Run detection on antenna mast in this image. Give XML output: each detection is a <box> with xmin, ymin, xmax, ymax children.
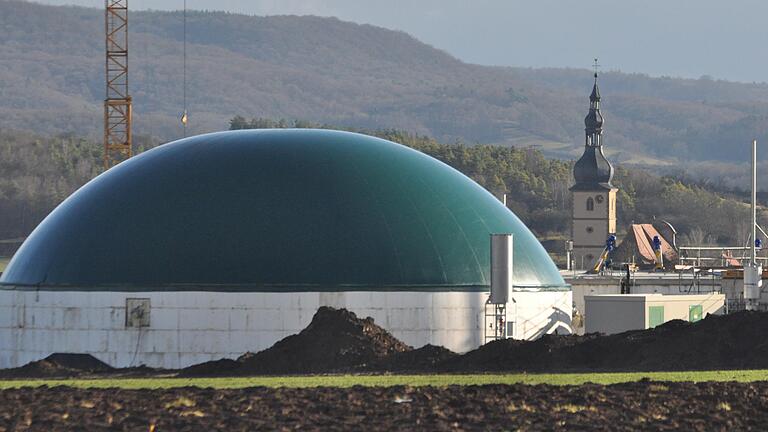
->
<box><xmin>104</xmin><ymin>0</ymin><xmax>132</xmax><ymax>169</ymax></box>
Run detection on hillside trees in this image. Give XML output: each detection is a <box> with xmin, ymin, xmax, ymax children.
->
<box><xmin>0</xmin><ymin>121</ymin><xmax>759</xmax><ymax>258</ymax></box>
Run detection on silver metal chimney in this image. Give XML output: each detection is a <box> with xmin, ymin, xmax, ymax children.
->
<box><xmin>489</xmin><ymin>234</ymin><xmax>513</xmax><ymax>304</ymax></box>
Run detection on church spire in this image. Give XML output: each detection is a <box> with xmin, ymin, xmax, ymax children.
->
<box><xmin>572</xmin><ymin>67</ymin><xmax>614</xmax><ymax>189</ymax></box>
<box><xmin>584</xmin><ymin>72</ymin><xmax>604</xmax><ymax>146</ymax></box>
<box><xmin>569</xmin><ymin>60</ymin><xmax>619</xmax><ymax>271</ymax></box>
<box><xmin>590</xmin><ymin>73</ymin><xmax>601</xmax><ymax>103</ymax></box>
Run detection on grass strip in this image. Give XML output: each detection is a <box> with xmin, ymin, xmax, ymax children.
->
<box><xmin>1</xmin><ymin>370</ymin><xmax>768</xmax><ymax>389</ymax></box>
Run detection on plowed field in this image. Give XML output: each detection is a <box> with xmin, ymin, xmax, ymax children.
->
<box><xmin>0</xmin><ymin>381</ymin><xmax>764</xmax><ymax>431</ymax></box>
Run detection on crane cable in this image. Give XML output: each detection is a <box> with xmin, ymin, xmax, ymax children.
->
<box><xmin>180</xmin><ymin>0</ymin><xmax>188</xmax><ymax>136</ymax></box>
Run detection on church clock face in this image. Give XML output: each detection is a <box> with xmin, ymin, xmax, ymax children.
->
<box><xmin>595</xmin><ymin>195</ymin><xmax>604</xmax><ymax>204</ymax></box>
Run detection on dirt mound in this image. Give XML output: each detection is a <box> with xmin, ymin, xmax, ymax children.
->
<box><xmin>0</xmin><ymin>353</ymin><xmax>114</xmax><ymax>378</ymax></box>
<box><xmin>11</xmin><ymin>309</ymin><xmax>768</xmax><ymax>377</ymax></box>
<box><xmin>365</xmin><ymin>344</ymin><xmax>458</xmax><ymax>372</ymax></box>
<box><xmin>182</xmin><ymin>306</ymin><xmax>413</xmax><ymax>376</ymax></box>
<box><xmin>443</xmin><ymin>311</ymin><xmax>768</xmax><ymax>372</ymax></box>
<box><xmin>178</xmin><ymin>358</ymin><xmax>241</xmax><ymax>377</ymax></box>
<box><xmin>439</xmin><ymin>333</ymin><xmax>593</xmax><ymax>373</ymax></box>
<box><xmin>236</xmin><ymin>306</ymin><xmax>413</xmax><ymax>374</ymax></box>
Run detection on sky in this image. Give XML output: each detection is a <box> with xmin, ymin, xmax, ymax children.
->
<box><xmin>34</xmin><ymin>0</ymin><xmax>768</xmax><ymax>83</ymax></box>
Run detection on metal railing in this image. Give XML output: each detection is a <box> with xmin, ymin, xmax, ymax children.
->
<box><xmin>678</xmin><ymin>246</ymin><xmax>768</xmax><ymax>267</ymax></box>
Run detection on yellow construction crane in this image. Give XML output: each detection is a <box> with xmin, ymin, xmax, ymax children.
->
<box><xmin>104</xmin><ymin>0</ymin><xmax>132</xmax><ymax>169</ymax></box>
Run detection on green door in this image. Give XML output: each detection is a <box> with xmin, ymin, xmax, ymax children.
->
<box><xmin>648</xmin><ymin>306</ymin><xmax>665</xmax><ymax>328</ymax></box>
<box><xmin>689</xmin><ymin>305</ymin><xmax>703</xmax><ymax>322</ymax></box>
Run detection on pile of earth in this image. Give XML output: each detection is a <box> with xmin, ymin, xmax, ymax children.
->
<box><xmin>184</xmin><ymin>309</ymin><xmax>768</xmax><ymax>375</ymax></box>
<box><xmin>182</xmin><ymin>306</ymin><xmax>449</xmax><ymax>376</ymax></box>
<box><xmin>7</xmin><ymin>308</ymin><xmax>768</xmax><ymax>377</ymax></box>
<box><xmin>366</xmin><ymin>344</ymin><xmax>458</xmax><ymax>372</ymax></box>
<box><xmin>2</xmin><ymin>381</ymin><xmax>768</xmax><ymax>430</ymax></box>
<box><xmin>443</xmin><ymin>311</ymin><xmax>768</xmax><ymax>372</ymax></box>
<box><xmin>0</xmin><ymin>354</ymin><xmax>114</xmax><ymax>379</ymax></box>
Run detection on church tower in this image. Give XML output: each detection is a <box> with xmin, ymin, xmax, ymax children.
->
<box><xmin>570</xmin><ymin>73</ymin><xmax>617</xmax><ymax>270</ymax></box>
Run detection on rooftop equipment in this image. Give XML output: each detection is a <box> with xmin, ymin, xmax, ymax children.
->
<box><xmin>653</xmin><ymin>235</ymin><xmax>663</xmax><ymax>270</ymax></box>
<box><xmin>591</xmin><ymin>234</ymin><xmax>616</xmax><ymax>273</ymax></box>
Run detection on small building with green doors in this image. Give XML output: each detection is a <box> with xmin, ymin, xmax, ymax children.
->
<box><xmin>584</xmin><ymin>293</ymin><xmax>725</xmax><ymax>334</ymax></box>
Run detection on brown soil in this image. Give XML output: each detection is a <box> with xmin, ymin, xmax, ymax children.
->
<box><xmin>183</xmin><ymin>309</ymin><xmax>768</xmax><ymax>376</ymax></box>
<box><xmin>367</xmin><ymin>344</ymin><xmax>458</xmax><ymax>372</ymax></box>
<box><xmin>181</xmin><ymin>306</ymin><xmax>411</xmax><ymax>376</ymax></box>
<box><xmin>444</xmin><ymin>311</ymin><xmax>768</xmax><ymax>373</ymax></box>
<box><xmin>7</xmin><ymin>309</ymin><xmax>768</xmax><ymax>378</ymax></box>
<box><xmin>0</xmin><ymin>381</ymin><xmax>766</xmax><ymax>431</ymax></box>
<box><xmin>0</xmin><ymin>354</ymin><xmax>113</xmax><ymax>379</ymax></box>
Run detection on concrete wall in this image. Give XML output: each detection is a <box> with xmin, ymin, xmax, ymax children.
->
<box><xmin>584</xmin><ymin>295</ymin><xmax>645</xmax><ymax>334</ymax></box>
<box><xmin>584</xmin><ymin>293</ymin><xmax>725</xmax><ymax>334</ymax></box>
<box><xmin>0</xmin><ymin>289</ymin><xmax>572</xmax><ymax>369</ymax></box>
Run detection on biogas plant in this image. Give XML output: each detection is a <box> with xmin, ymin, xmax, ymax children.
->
<box><xmin>1</xmin><ymin>67</ymin><xmax>759</xmax><ymax>371</ymax></box>
<box><xmin>0</xmin><ymin>2</ymin><xmax>758</xmax><ymax>373</ymax></box>
<box><xmin>0</xmin><ymin>129</ymin><xmax>571</xmax><ymax>369</ymax></box>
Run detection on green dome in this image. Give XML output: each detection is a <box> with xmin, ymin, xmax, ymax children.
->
<box><xmin>1</xmin><ymin>129</ymin><xmax>566</xmax><ymax>291</ymax></box>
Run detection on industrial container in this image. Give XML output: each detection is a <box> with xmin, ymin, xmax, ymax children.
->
<box><xmin>585</xmin><ymin>293</ymin><xmax>725</xmax><ymax>334</ymax></box>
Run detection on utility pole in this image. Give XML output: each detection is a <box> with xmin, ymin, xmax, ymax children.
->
<box><xmin>744</xmin><ymin>139</ymin><xmax>762</xmax><ymax>311</ymax></box>
<box><xmin>752</xmin><ymin>139</ymin><xmax>757</xmax><ymax>267</ymax></box>
<box><xmin>104</xmin><ymin>0</ymin><xmax>132</xmax><ymax>169</ymax></box>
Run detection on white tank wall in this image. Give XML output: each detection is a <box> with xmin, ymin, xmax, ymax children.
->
<box><xmin>0</xmin><ymin>289</ymin><xmax>571</xmax><ymax>369</ymax></box>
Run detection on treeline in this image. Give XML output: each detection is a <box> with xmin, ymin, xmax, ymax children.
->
<box><xmin>0</xmin><ymin>130</ymin><xmax>159</xmax><ymax>254</ymax></box>
<box><xmin>0</xmin><ymin>131</ymin><xmax>98</xmax><ymax>253</ymax></box>
<box><xmin>0</xmin><ymin>121</ymin><xmax>759</xmax><ymax>257</ymax></box>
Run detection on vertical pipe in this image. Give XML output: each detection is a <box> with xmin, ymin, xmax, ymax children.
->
<box><xmin>753</xmin><ymin>139</ymin><xmax>757</xmax><ymax>266</ymax></box>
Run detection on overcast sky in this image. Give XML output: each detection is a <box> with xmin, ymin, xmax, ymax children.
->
<box><xmin>34</xmin><ymin>0</ymin><xmax>768</xmax><ymax>83</ymax></box>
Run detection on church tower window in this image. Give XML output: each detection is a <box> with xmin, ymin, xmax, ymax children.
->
<box><xmin>586</xmin><ymin>197</ymin><xmax>594</xmax><ymax>211</ymax></box>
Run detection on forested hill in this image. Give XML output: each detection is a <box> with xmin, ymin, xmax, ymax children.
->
<box><xmin>4</xmin><ymin>1</ymin><xmax>768</xmax><ymax>166</ymax></box>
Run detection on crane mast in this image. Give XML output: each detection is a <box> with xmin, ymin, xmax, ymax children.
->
<box><xmin>104</xmin><ymin>0</ymin><xmax>132</xmax><ymax>169</ymax></box>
